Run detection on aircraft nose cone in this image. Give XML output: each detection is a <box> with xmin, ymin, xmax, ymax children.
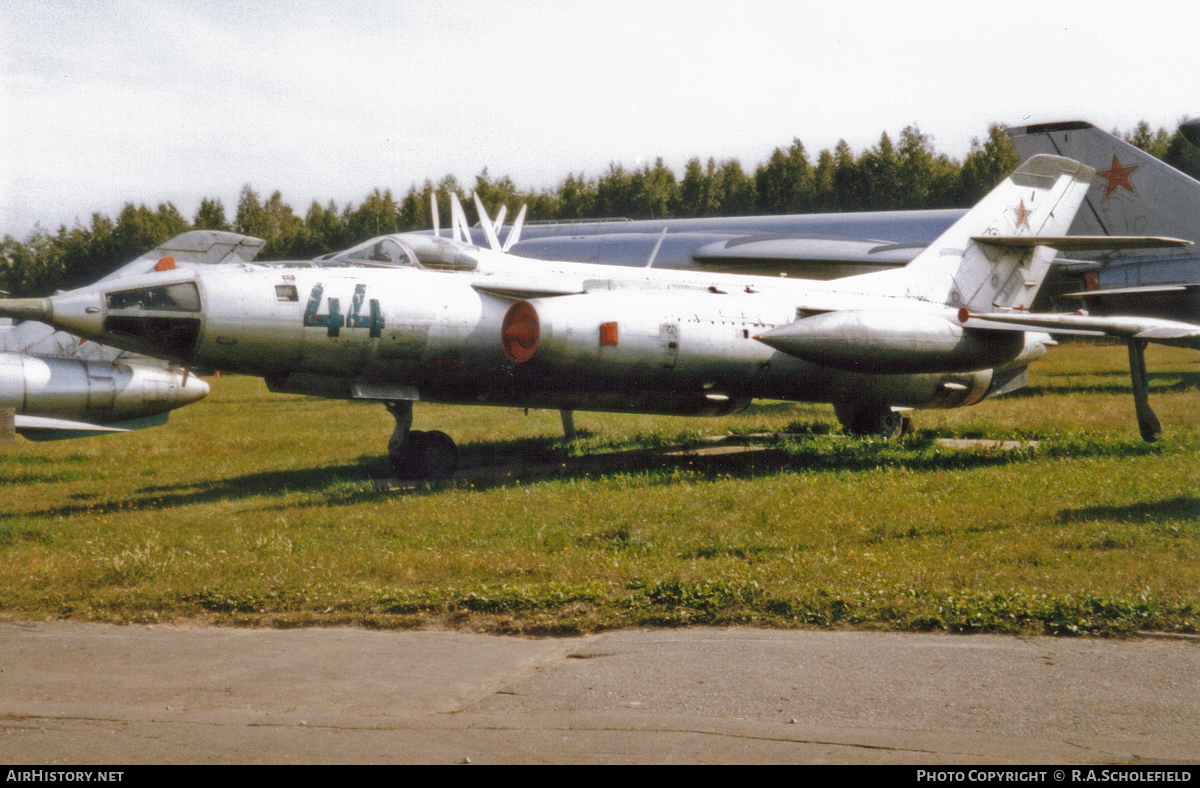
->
<box><xmin>177</xmin><ymin>373</ymin><xmax>210</xmax><ymax>405</ymax></box>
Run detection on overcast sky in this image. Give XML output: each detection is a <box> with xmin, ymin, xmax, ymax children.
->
<box><xmin>2</xmin><ymin>0</ymin><xmax>1196</xmax><ymax>238</ymax></box>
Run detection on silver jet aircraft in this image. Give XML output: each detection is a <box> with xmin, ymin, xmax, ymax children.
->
<box><xmin>1</xmin><ymin>156</ymin><xmax>1194</xmax><ymax>473</ymax></box>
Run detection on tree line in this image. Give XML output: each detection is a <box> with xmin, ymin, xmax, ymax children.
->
<box><xmin>3</xmin><ymin>121</ymin><xmax>1197</xmax><ymax>298</ymax></box>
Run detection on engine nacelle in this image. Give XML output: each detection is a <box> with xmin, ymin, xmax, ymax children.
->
<box><xmin>501</xmin><ymin>293</ymin><xmax>709</xmax><ymax>372</ymax></box>
<box><xmin>497</xmin><ymin>291</ymin><xmax>783</xmax><ymax>415</ymax></box>
<box><xmin>756</xmin><ymin>309</ymin><xmax>1025</xmax><ymax>374</ymax></box>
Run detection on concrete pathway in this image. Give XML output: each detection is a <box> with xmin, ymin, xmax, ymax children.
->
<box><xmin>0</xmin><ymin>623</ymin><xmax>1196</xmax><ymax>764</ymax></box>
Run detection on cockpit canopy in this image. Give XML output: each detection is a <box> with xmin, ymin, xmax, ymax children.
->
<box><xmin>106</xmin><ymin>282</ymin><xmax>201</xmax><ymax>312</ymax></box>
<box><xmin>316</xmin><ymin>234</ymin><xmax>479</xmax><ymax>272</ymax></box>
<box><xmin>328</xmin><ymin>237</ymin><xmax>423</xmax><ymax>268</ymax></box>
<box><xmin>278</xmin><ymin>234</ymin><xmax>480</xmax><ymax>272</ymax></box>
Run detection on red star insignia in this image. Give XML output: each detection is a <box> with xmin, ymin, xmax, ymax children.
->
<box><xmin>1095</xmin><ymin>154</ymin><xmax>1139</xmax><ymax>200</ymax></box>
<box><xmin>1012</xmin><ymin>199</ymin><xmax>1033</xmax><ymax>231</ymax></box>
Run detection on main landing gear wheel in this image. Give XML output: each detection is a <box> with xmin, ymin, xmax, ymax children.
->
<box><xmin>388</xmin><ymin>429</ymin><xmax>460</xmax><ymax>480</ymax></box>
<box><xmin>834</xmin><ymin>402</ymin><xmax>905</xmax><ymax>439</ymax></box>
<box><xmin>415</xmin><ymin>430</ymin><xmax>458</xmax><ymax>479</ymax></box>
<box><xmin>385</xmin><ymin>401</ymin><xmax>459</xmax><ymax>480</ymax></box>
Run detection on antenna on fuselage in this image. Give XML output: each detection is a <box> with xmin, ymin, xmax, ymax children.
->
<box><xmin>502</xmin><ymin>205</ymin><xmax>528</xmax><ymax>252</ymax></box>
<box><xmin>449</xmin><ymin>193</ymin><xmax>472</xmax><ymax>244</ymax></box>
<box><xmin>472</xmin><ymin>192</ymin><xmax>502</xmax><ymax>251</ymax></box>
<box><xmin>646</xmin><ymin>227</ymin><xmax>668</xmax><ymax>268</ymax></box>
<box><xmin>493</xmin><ymin>205</ymin><xmax>508</xmax><ymax>238</ymax></box>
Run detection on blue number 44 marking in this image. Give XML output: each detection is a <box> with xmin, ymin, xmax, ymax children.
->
<box><xmin>303</xmin><ymin>284</ymin><xmax>384</xmax><ymax>338</ymax></box>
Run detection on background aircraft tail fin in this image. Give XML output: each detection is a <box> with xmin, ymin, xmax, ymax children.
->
<box><xmin>1007</xmin><ymin>121</ymin><xmax>1200</xmax><ymax>245</ymax></box>
<box><xmin>846</xmin><ymin>155</ymin><xmax>1094</xmax><ymax>312</ymax></box>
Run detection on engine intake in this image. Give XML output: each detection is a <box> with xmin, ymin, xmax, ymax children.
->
<box><xmin>501</xmin><ymin>300</ymin><xmax>540</xmax><ymax>362</ymax></box>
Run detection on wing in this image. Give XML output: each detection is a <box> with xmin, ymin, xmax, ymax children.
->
<box><xmin>508</xmin><ymin>232</ymin><xmax>923</xmax><ymax>276</ymax></box>
<box><xmin>1063</xmin><ymin>282</ymin><xmax>1200</xmax><ymax>323</ymax></box>
<box><xmin>960</xmin><ymin>310</ymin><xmax>1200</xmax><ymax>350</ymax></box>
<box><xmin>13</xmin><ymin>413</ymin><xmax>171</xmax><ymax>442</ymax></box>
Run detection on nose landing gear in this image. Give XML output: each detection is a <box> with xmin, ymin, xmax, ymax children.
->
<box><xmin>385</xmin><ymin>400</ymin><xmax>459</xmax><ymax>479</ymax></box>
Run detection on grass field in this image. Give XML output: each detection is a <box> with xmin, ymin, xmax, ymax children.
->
<box><xmin>1</xmin><ymin>340</ymin><xmax>1197</xmax><ymax>635</ymax></box>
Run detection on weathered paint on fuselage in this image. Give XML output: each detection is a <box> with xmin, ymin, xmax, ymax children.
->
<box><xmin>160</xmin><ymin>263</ymin><xmax>993</xmax><ymax>417</ymax></box>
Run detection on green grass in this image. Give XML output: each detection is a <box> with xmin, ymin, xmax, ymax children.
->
<box><xmin>1</xmin><ymin>340</ymin><xmax>1197</xmax><ymax>635</ymax></box>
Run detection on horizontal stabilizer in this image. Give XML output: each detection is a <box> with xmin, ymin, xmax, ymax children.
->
<box><xmin>960</xmin><ymin>310</ymin><xmax>1200</xmax><ymax>349</ymax></box>
<box><xmin>1064</xmin><ymin>283</ymin><xmax>1197</xmax><ymax>298</ymax></box>
<box><xmin>971</xmin><ymin>236</ymin><xmax>1192</xmax><ymax>251</ymax></box>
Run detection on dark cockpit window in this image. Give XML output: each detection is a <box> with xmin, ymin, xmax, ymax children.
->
<box><xmin>106</xmin><ymin>282</ymin><xmax>201</xmax><ymax>312</ymax></box>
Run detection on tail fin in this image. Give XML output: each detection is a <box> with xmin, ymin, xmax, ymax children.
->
<box><xmin>845</xmin><ymin>155</ymin><xmax>1094</xmax><ymax>312</ymax></box>
<box><xmin>1007</xmin><ymin>121</ymin><xmax>1200</xmax><ymax>245</ymax></box>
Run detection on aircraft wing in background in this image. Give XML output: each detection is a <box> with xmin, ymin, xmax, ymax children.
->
<box><xmin>1007</xmin><ymin>120</ymin><xmax>1200</xmax><ymax>321</ymax></box>
<box><xmin>480</xmin><ymin>210</ymin><xmax>966</xmax><ymax>278</ymax></box>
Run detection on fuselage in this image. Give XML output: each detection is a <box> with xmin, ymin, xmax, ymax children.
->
<box><xmin>35</xmin><ymin>247</ymin><xmax>1043</xmax><ymax>418</ymax></box>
